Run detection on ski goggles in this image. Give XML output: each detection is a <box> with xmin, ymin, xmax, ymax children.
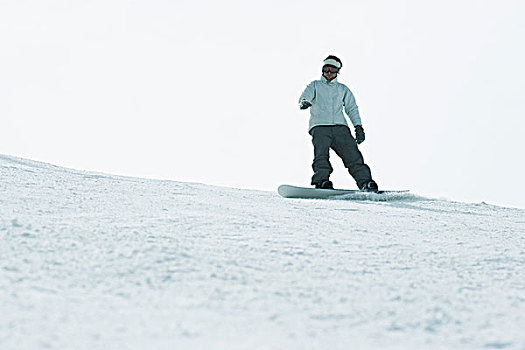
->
<box><xmin>322</xmin><ymin>67</ymin><xmax>339</xmax><ymax>74</ymax></box>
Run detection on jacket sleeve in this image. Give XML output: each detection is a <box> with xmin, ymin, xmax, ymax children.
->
<box><xmin>298</xmin><ymin>81</ymin><xmax>316</xmax><ymax>105</ymax></box>
<box><xmin>343</xmin><ymin>86</ymin><xmax>362</xmax><ymax>127</ymax></box>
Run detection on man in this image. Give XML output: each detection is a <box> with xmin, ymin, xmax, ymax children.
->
<box><xmin>298</xmin><ymin>55</ymin><xmax>378</xmax><ymax>192</ymax></box>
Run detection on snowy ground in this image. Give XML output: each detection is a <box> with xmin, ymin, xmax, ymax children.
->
<box><xmin>1</xmin><ymin>154</ymin><xmax>524</xmax><ymax>350</ymax></box>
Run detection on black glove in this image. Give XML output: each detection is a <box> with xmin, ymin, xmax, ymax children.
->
<box><xmin>299</xmin><ymin>100</ymin><xmax>312</xmax><ymax>110</ymax></box>
<box><xmin>355</xmin><ymin>125</ymin><xmax>365</xmax><ymax>144</ymax></box>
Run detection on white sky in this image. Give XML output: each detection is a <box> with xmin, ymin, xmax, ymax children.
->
<box><xmin>1</xmin><ymin>0</ymin><xmax>524</xmax><ymax>208</ymax></box>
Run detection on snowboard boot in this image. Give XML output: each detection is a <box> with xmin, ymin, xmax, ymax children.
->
<box><xmin>361</xmin><ymin>180</ymin><xmax>378</xmax><ymax>192</ymax></box>
<box><xmin>315</xmin><ymin>180</ymin><xmax>334</xmax><ymax>189</ymax></box>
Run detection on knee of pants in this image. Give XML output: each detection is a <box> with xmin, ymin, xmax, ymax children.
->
<box><xmin>313</xmin><ymin>155</ymin><xmax>331</xmax><ymax>165</ymax></box>
<box><xmin>314</xmin><ymin>154</ymin><xmax>330</xmax><ymax>161</ymax></box>
<box><xmin>338</xmin><ymin>149</ymin><xmax>364</xmax><ymax>168</ymax></box>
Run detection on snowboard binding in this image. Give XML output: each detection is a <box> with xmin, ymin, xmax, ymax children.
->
<box><xmin>314</xmin><ymin>180</ymin><xmax>334</xmax><ymax>189</ymax></box>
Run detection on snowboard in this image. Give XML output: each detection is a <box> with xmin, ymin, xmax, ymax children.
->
<box><xmin>278</xmin><ymin>184</ymin><xmax>408</xmax><ymax>199</ymax></box>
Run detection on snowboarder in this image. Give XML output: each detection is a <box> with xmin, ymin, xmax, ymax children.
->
<box><xmin>299</xmin><ymin>55</ymin><xmax>378</xmax><ymax>192</ymax></box>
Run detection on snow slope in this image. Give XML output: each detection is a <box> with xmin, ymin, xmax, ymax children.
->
<box><xmin>1</xmin><ymin>154</ymin><xmax>524</xmax><ymax>350</ymax></box>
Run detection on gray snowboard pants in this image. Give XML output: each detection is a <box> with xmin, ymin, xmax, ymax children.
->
<box><xmin>310</xmin><ymin>125</ymin><xmax>373</xmax><ymax>188</ymax></box>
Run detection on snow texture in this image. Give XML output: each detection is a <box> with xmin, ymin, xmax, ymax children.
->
<box><xmin>1</xmin><ymin>154</ymin><xmax>524</xmax><ymax>350</ymax></box>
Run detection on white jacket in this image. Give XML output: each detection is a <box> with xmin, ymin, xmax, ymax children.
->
<box><xmin>299</xmin><ymin>76</ymin><xmax>362</xmax><ymax>132</ymax></box>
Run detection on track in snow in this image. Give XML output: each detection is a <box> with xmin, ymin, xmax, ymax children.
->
<box><xmin>1</xmin><ymin>154</ymin><xmax>524</xmax><ymax>350</ymax></box>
